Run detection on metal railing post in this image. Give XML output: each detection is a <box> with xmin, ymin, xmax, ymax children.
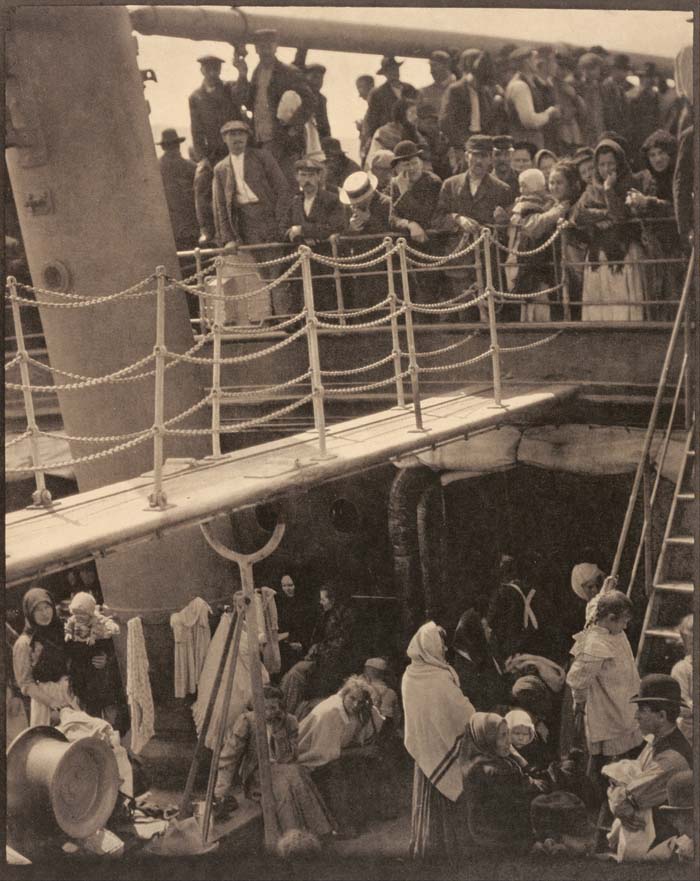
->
<box><xmin>385</xmin><ymin>237</ymin><xmax>406</xmax><ymax>408</ymax></box>
<box><xmin>642</xmin><ymin>457</ymin><xmax>654</xmax><ymax>597</ymax></box>
<box><xmin>483</xmin><ymin>229</ymin><xmax>503</xmax><ymax>407</ymax></box>
<box><xmin>329</xmin><ymin>234</ymin><xmax>346</xmax><ymax>326</ymax></box>
<box><xmin>194</xmin><ymin>247</ymin><xmax>207</xmax><ymax>332</ymax></box>
<box><xmin>148</xmin><ymin>265</ymin><xmax>168</xmax><ymax>509</ymax></box>
<box><xmin>210</xmin><ymin>256</ymin><xmax>224</xmax><ymax>458</ymax></box>
<box><xmin>560</xmin><ymin>225</ymin><xmax>571</xmax><ymax>321</ymax></box>
<box><xmin>8</xmin><ymin>276</ymin><xmax>52</xmax><ymax>508</ymax></box>
<box><xmin>473</xmin><ymin>232</ymin><xmax>487</xmax><ymax>323</ymax></box>
<box><xmin>397</xmin><ymin>238</ymin><xmax>427</xmax><ymax>432</ymax></box>
<box><xmin>300</xmin><ymin>245</ymin><xmax>330</xmax><ymax>458</ymax></box>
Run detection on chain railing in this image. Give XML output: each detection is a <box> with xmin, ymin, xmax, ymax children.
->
<box><xmin>8</xmin><ymin>218</ymin><xmax>671</xmax><ymax>511</ymax></box>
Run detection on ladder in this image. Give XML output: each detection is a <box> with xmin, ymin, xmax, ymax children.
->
<box><xmin>636</xmin><ymin>422</ymin><xmax>696</xmax><ymax>673</ymax></box>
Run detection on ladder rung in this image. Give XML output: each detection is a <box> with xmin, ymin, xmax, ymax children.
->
<box><xmin>644</xmin><ymin>628</ymin><xmax>683</xmax><ymax>641</ymax></box>
<box><xmin>654</xmin><ymin>580</ymin><xmax>694</xmax><ymax>595</ymax></box>
<box><xmin>665</xmin><ymin>535</ymin><xmax>694</xmax><ymax>546</ymax></box>
<box><xmin>677</xmin><ymin>493</ymin><xmax>696</xmax><ymax>502</ymax></box>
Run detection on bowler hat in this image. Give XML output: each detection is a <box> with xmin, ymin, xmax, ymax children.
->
<box><xmin>391</xmin><ymin>140</ymin><xmax>424</xmax><ymax>166</ymax></box>
<box><xmin>660</xmin><ymin>770</ymin><xmax>693</xmax><ymax>811</ymax></box>
<box><xmin>220</xmin><ymin>119</ymin><xmax>251</xmax><ymax>135</ymax></box>
<box><xmin>197</xmin><ymin>54</ymin><xmax>224</xmax><ymax>65</ymax></box>
<box><xmin>7</xmin><ymin>726</ymin><xmax>119</xmax><ymax>840</ymax></box>
<box><xmin>321</xmin><ymin>136</ymin><xmax>344</xmax><ymax>156</ymax></box>
<box><xmin>630</xmin><ymin>673</ymin><xmax>688</xmax><ymax>707</ymax></box>
<box><xmin>492</xmin><ymin>135</ymin><xmax>514</xmax><ymax>151</ymax></box>
<box><xmin>429</xmin><ymin>50</ymin><xmax>452</xmax><ymax>64</ymax></box>
<box><xmin>252</xmin><ymin>28</ymin><xmax>278</xmax><ymax>43</ymax></box>
<box><xmin>530</xmin><ymin>791</ymin><xmax>589</xmax><ymax>838</ymax></box>
<box><xmin>294</xmin><ymin>157</ymin><xmax>323</xmax><ymax>172</ymax></box>
<box><xmin>339</xmin><ymin>171</ymin><xmax>378</xmax><ymax>205</ymax></box>
<box><xmin>157</xmin><ymin>128</ymin><xmax>186</xmax><ymax>147</ymax></box>
<box><xmin>510</xmin><ymin>46</ymin><xmax>535</xmax><ymax>63</ymax></box>
<box><xmin>465</xmin><ymin>134</ymin><xmax>493</xmax><ymax>153</ymax></box>
<box><xmin>377</xmin><ymin>55</ymin><xmax>403</xmax><ymax>75</ymax></box>
<box><xmin>611</xmin><ymin>53</ymin><xmax>631</xmax><ymax>71</ymax></box>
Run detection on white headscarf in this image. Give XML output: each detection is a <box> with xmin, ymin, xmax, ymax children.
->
<box><xmin>402</xmin><ymin>621</ymin><xmax>475</xmax><ymax>802</ymax></box>
<box><xmin>570</xmin><ymin>563</ymin><xmax>604</xmax><ymax>602</ymax></box>
<box><xmin>505</xmin><ymin>709</ymin><xmax>535</xmax><ymax>744</ymax></box>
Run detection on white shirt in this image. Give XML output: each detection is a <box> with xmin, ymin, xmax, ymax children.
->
<box><xmin>229</xmin><ymin>154</ymin><xmax>259</xmax><ymax>205</ymax></box>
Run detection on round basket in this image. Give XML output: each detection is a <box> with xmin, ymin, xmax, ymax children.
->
<box><xmin>7</xmin><ymin>726</ymin><xmax>120</xmax><ymax>839</ymax></box>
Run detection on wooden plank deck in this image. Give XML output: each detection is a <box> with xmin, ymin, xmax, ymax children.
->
<box><xmin>5</xmin><ymin>382</ymin><xmax>578</xmax><ymax>586</ymax></box>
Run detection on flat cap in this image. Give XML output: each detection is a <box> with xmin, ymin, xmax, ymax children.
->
<box><xmin>465</xmin><ymin>134</ymin><xmax>493</xmax><ymax>153</ymax></box>
<box><xmin>220</xmin><ymin>119</ymin><xmax>251</xmax><ymax>135</ymax></box>
<box><xmin>429</xmin><ymin>50</ymin><xmax>452</xmax><ymax>64</ymax></box>
<box><xmin>197</xmin><ymin>54</ymin><xmax>224</xmax><ymax>65</ymax></box>
<box><xmin>294</xmin><ymin>157</ymin><xmax>323</xmax><ymax>172</ymax></box>
<box><xmin>492</xmin><ymin>135</ymin><xmax>514</xmax><ymax>150</ymax></box>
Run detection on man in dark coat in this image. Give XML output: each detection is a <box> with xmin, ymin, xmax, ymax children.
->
<box><xmin>235</xmin><ymin>29</ymin><xmax>316</xmax><ymax>185</ymax></box>
<box><xmin>440</xmin><ymin>49</ymin><xmax>498</xmax><ymax>150</ymax></box>
<box><xmin>188</xmin><ymin>54</ymin><xmax>247</xmax><ymax>243</ymax></box>
<box><xmin>364</xmin><ymin>56</ymin><xmax>417</xmax><ymax>141</ymax></box>
<box><xmin>433</xmin><ymin>134</ymin><xmax>514</xmax><ymax>318</ymax></box>
<box><xmin>673</xmin><ymin>124</ymin><xmax>694</xmax><ymax>246</ymax></box>
<box><xmin>627</xmin><ymin>63</ymin><xmax>661</xmax><ymax>160</ymax></box>
<box><xmin>212</xmin><ymin>120</ymin><xmax>290</xmax><ymax>247</ymax></box>
<box><xmin>157</xmin><ymin>128</ymin><xmax>198</xmax><ymax>251</ymax></box>
<box><xmin>321</xmin><ymin>137</ymin><xmax>361</xmax><ymax>192</ymax></box>
<box><xmin>492</xmin><ymin>135</ymin><xmax>520</xmax><ymax>201</ymax></box>
<box><xmin>305</xmin><ymin>63</ymin><xmax>332</xmax><ymax>140</ymax></box>
<box><xmin>600</xmin><ymin>54</ymin><xmax>633</xmax><ymax>142</ymax></box>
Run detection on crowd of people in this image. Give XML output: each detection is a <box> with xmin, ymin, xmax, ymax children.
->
<box><xmin>157</xmin><ymin>32</ymin><xmax>694</xmax><ymax>324</ymax></box>
<box><xmin>8</xmin><ymin>556</ymin><xmax>694</xmax><ymax>864</ymax></box>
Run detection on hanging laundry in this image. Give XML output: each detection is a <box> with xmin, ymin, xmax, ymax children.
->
<box><xmin>126</xmin><ymin>618</ymin><xmax>155</xmax><ymax>755</ymax></box>
<box><xmin>169</xmin><ymin>597</ymin><xmax>212</xmax><ymax>698</ymax></box>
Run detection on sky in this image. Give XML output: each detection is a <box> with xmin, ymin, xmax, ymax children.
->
<box><xmin>136</xmin><ymin>5</ymin><xmax>694</xmax><ymax>161</ymax></box>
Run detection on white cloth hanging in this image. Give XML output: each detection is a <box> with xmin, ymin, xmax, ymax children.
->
<box><xmin>192</xmin><ymin>604</ymin><xmax>270</xmax><ymax>751</ymax></box>
<box><xmin>169</xmin><ymin>597</ymin><xmax>212</xmax><ymax>699</ymax></box>
<box><xmin>126</xmin><ymin>618</ymin><xmax>155</xmax><ymax>755</ymax></box>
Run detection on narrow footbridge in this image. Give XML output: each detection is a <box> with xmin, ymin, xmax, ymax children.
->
<box><xmin>5</xmin><ymin>381</ymin><xmax>577</xmax><ymax>586</ymax></box>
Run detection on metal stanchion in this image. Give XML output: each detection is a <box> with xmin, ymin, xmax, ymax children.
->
<box><xmin>194</xmin><ymin>247</ymin><xmax>207</xmax><ymax>332</ymax></box>
<box><xmin>8</xmin><ymin>276</ymin><xmax>53</xmax><ymax>508</ymax></box>
<box><xmin>473</xmin><ymin>232</ymin><xmax>488</xmax><ymax>324</ymax></box>
<box><xmin>385</xmin><ymin>237</ymin><xmax>406</xmax><ymax>408</ymax></box>
<box><xmin>560</xmin><ymin>226</ymin><xmax>571</xmax><ymax>321</ymax></box>
<box><xmin>209</xmin><ymin>256</ymin><xmax>224</xmax><ymax>458</ymax></box>
<box><xmin>148</xmin><ymin>265</ymin><xmax>168</xmax><ymax>508</ymax></box>
<box><xmin>483</xmin><ymin>230</ymin><xmax>503</xmax><ymax>407</ymax></box>
<box><xmin>329</xmin><ymin>234</ymin><xmax>346</xmax><ymax>326</ymax></box>
<box><xmin>397</xmin><ymin>239</ymin><xmax>427</xmax><ymax>432</ymax></box>
<box><xmin>300</xmin><ymin>245</ymin><xmax>332</xmax><ymax>458</ymax></box>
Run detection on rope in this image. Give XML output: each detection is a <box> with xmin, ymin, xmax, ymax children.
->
<box><xmin>321</xmin><ymin>353</ymin><xmax>396</xmax><ymax>376</ymax></box>
<box><xmin>406</xmin><ymin>290</ymin><xmax>490</xmax><ymax>314</ymax></box>
<box><xmin>221</xmin><ymin>250</ymin><xmax>299</xmax><ymax>269</ymax></box>
<box><xmin>5</xmin><ymin>430</ymin><xmax>153</xmax><ymax>473</ymax></box>
<box><xmin>41</xmin><ymin>426</ymin><xmax>152</xmax><ymax>444</ymax></box>
<box><xmin>218</xmin><ymin>371</ymin><xmax>311</xmax><ymax>398</ymax></box>
<box><xmin>316</xmin><ymin>297</ymin><xmax>392</xmax><ymax>318</ymax></box>
<box><xmin>416</xmin><ymin>332</ymin><xmax>479</xmax><ymax>358</ymax></box>
<box><xmin>12</xmin><ymin>275</ymin><xmax>155</xmax><ymax>302</ymax></box>
<box><xmin>5</xmin><ymin>353</ymin><xmax>22</xmax><ymax>370</ymax></box>
<box><xmin>7</xmin><ymin>353</ymin><xmax>157</xmax><ymax>391</ymax></box>
<box><xmin>493</xmin><ymin>283</ymin><xmax>564</xmax><ymax>300</ymax></box>
<box><xmin>222</xmin><ymin>310</ymin><xmax>307</xmax><ymax>333</ymax></box>
<box><xmin>163</xmin><ymin>393</ymin><xmax>215</xmax><ymax>428</ymax></box>
<box><xmin>491</xmin><ymin>226</ymin><xmax>562</xmax><ymax>257</ymax></box>
<box><xmin>405</xmin><ymin>231</ymin><xmax>486</xmax><ymax>265</ymax></box>
<box><xmin>316</xmin><ymin>306</ymin><xmax>406</xmax><ymax>329</ymax></box>
<box><xmin>170</xmin><ymin>256</ymin><xmax>303</xmax><ymax>302</ymax></box>
<box><xmin>163</xmin><ymin>395</ymin><xmax>314</xmax><ymax>436</ymax></box>
<box><xmin>416</xmin><ymin>349</ymin><xmax>493</xmax><ymax>373</ymax></box>
<box><xmin>5</xmin><ymin>430</ymin><xmax>32</xmax><ymax>448</ymax></box>
<box><xmin>166</xmin><ymin>324</ymin><xmax>308</xmax><ymax>365</ymax></box>
<box><xmin>309</xmin><ymin>241</ymin><xmax>392</xmax><ymax>265</ymax></box>
<box><xmin>324</xmin><ymin>370</ymin><xmax>411</xmax><ymax>396</ymax></box>
<box><xmin>498</xmin><ymin>331</ymin><xmax>563</xmax><ymax>353</ymax></box>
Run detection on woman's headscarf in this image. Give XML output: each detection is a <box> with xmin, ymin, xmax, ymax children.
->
<box><xmin>511</xmin><ymin>675</ymin><xmax>552</xmax><ymax>722</ymax></box>
<box><xmin>21</xmin><ymin>586</ymin><xmax>68</xmax><ymax>683</ymax></box>
<box><xmin>592</xmin><ymin>138</ymin><xmax>634</xmax><ymax>191</ymax></box>
<box><xmin>467</xmin><ymin>712</ymin><xmax>507</xmax><ymax>758</ymax></box>
<box><xmin>504</xmin><ymin>709</ymin><xmax>535</xmax><ymax>745</ymax></box>
<box><xmin>452</xmin><ymin>609</ymin><xmax>490</xmax><ymax>669</ymax></box>
<box><xmin>23</xmin><ymin>587</ymin><xmax>59</xmax><ymax>635</ymax></box>
<box><xmin>402</xmin><ymin>621</ymin><xmax>475</xmax><ymax>801</ymax></box>
<box><xmin>534</xmin><ymin>149</ymin><xmax>557</xmax><ymax>169</ymax></box>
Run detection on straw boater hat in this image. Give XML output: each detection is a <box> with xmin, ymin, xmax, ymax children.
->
<box><xmin>7</xmin><ymin>726</ymin><xmax>119</xmax><ymax>840</ymax></box>
<box><xmin>339</xmin><ymin>171</ymin><xmax>378</xmax><ymax>205</ymax></box>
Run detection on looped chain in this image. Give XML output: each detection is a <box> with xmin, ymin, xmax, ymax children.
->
<box><xmin>405</xmin><ymin>290</ymin><xmax>490</xmax><ymax>314</ymax></box>
<box><xmin>490</xmin><ymin>226</ymin><xmax>562</xmax><ymax>257</ymax></box>
<box><xmin>325</xmin><ymin>370</ymin><xmax>411</xmax><ymax>396</ymax></box>
<box><xmin>405</xmin><ymin>230</ymin><xmax>486</xmax><ymax>265</ymax></box>
<box><xmin>321</xmin><ymin>353</ymin><xmax>396</xmax><ymax>377</ymax></box>
<box><xmin>493</xmin><ymin>283</ymin><xmax>564</xmax><ymax>300</ymax></box>
<box><xmin>166</xmin><ymin>324</ymin><xmax>309</xmax><ymax>365</ymax></box>
<box><xmin>164</xmin><ymin>395</ymin><xmax>313</xmax><ymax>436</ymax></box>
<box><xmin>5</xmin><ymin>430</ymin><xmax>153</xmax><ymax>473</ymax></box>
<box><xmin>169</xmin><ymin>255</ymin><xmax>303</xmax><ymax>302</ymax></box>
<box><xmin>219</xmin><ymin>371</ymin><xmax>311</xmax><ymax>399</ymax></box>
<box><xmin>316</xmin><ymin>306</ymin><xmax>406</xmax><ymax>329</ymax></box>
<box><xmin>5</xmin><ymin>430</ymin><xmax>32</xmax><ymax>449</ymax></box>
<box><xmin>416</xmin><ymin>349</ymin><xmax>493</xmax><ymax>373</ymax></box>
<box><xmin>310</xmin><ymin>241</ymin><xmax>392</xmax><ymax>266</ymax></box>
<box><xmin>416</xmin><ymin>332</ymin><xmax>479</xmax><ymax>359</ymax></box>
<box><xmin>316</xmin><ymin>297</ymin><xmax>391</xmax><ymax>318</ymax></box>
<box><xmin>499</xmin><ymin>331</ymin><xmax>563</xmax><ymax>353</ymax></box>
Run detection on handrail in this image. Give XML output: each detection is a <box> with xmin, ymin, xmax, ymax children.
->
<box><xmin>611</xmin><ymin>247</ymin><xmax>695</xmax><ymax>581</ymax></box>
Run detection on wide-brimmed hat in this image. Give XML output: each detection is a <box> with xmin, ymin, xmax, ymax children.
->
<box><xmin>197</xmin><ymin>54</ymin><xmax>224</xmax><ymax>65</ymax></box>
<box><xmin>465</xmin><ymin>134</ymin><xmax>493</xmax><ymax>153</ymax></box>
<box><xmin>391</xmin><ymin>140</ymin><xmax>423</xmax><ymax>166</ymax></box>
<box><xmin>7</xmin><ymin>726</ymin><xmax>119</xmax><ymax>840</ymax></box>
<box><xmin>630</xmin><ymin>673</ymin><xmax>688</xmax><ymax>707</ymax></box>
<box><xmin>339</xmin><ymin>171</ymin><xmax>378</xmax><ymax>205</ymax></box>
<box><xmin>377</xmin><ymin>55</ymin><xmax>403</xmax><ymax>75</ymax></box>
<box><xmin>220</xmin><ymin>119</ymin><xmax>251</xmax><ymax>136</ymax></box>
<box><xmin>158</xmin><ymin>128</ymin><xmax>186</xmax><ymax>147</ymax></box>
<box><xmin>659</xmin><ymin>770</ymin><xmax>693</xmax><ymax>812</ymax></box>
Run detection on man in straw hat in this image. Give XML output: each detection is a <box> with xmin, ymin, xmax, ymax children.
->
<box><xmin>364</xmin><ymin>56</ymin><xmax>417</xmax><ymax>141</ymax></box>
<box><xmin>607</xmin><ymin>674</ymin><xmax>693</xmax><ymax>851</ymax></box>
<box><xmin>234</xmin><ymin>29</ymin><xmax>315</xmax><ymax>184</ymax></box>
<box><xmin>189</xmin><ymin>54</ymin><xmax>247</xmax><ymax>244</ymax></box>
<box><xmin>156</xmin><ymin>129</ymin><xmax>198</xmax><ymax>255</ymax></box>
